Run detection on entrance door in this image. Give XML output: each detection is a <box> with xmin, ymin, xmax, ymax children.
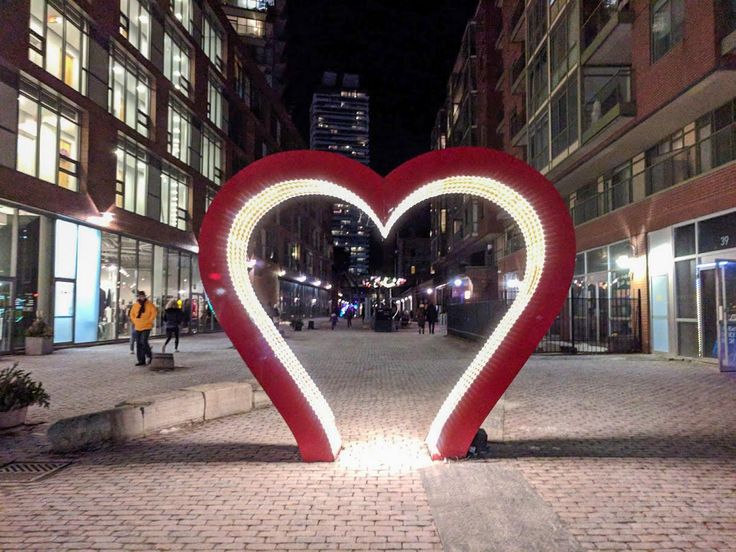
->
<box><xmin>715</xmin><ymin>260</ymin><xmax>736</xmax><ymax>371</ymax></box>
<box><xmin>0</xmin><ymin>280</ymin><xmax>13</xmax><ymax>353</ymax></box>
<box><xmin>700</xmin><ymin>268</ymin><xmax>718</xmax><ymax>359</ymax></box>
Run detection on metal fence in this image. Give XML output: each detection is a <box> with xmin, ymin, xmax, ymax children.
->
<box><xmin>447</xmin><ymin>291</ymin><xmax>642</xmax><ymax>354</ymax></box>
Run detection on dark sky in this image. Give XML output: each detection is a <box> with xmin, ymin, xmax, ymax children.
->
<box><xmin>283</xmin><ymin>0</ymin><xmax>478</xmax><ymax>270</ymax></box>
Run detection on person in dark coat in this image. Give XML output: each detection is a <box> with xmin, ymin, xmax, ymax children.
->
<box><xmin>426</xmin><ymin>302</ymin><xmax>438</xmax><ymax>334</ymax></box>
<box><xmin>163</xmin><ymin>299</ymin><xmax>184</xmax><ymax>353</ymax></box>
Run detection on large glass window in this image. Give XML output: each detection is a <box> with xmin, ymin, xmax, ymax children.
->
<box><xmin>551</xmin><ymin>75</ymin><xmax>578</xmax><ymax>158</ymax></box>
<box><xmin>651</xmin><ymin>0</ymin><xmax>684</xmax><ymax>62</ymax></box>
<box><xmin>207</xmin><ymin>75</ymin><xmax>227</xmax><ymax>131</ymax></box>
<box><xmin>99</xmin><ymin>233</ymin><xmax>119</xmax><ymax>341</ymax></box>
<box><xmin>161</xmin><ymin>165</ymin><xmax>190</xmax><ymax>230</ymax></box>
<box><xmin>115</xmin><ymin>137</ymin><xmax>148</xmax><ymax>216</ymax></box>
<box><xmin>171</xmin><ymin>0</ymin><xmax>193</xmax><ymax>33</ymax></box>
<box><xmin>119</xmin><ymin>0</ymin><xmax>151</xmax><ymax>58</ymax></box>
<box><xmin>29</xmin><ymin>0</ymin><xmax>88</xmax><ymax>93</ymax></box>
<box><xmin>227</xmin><ymin>15</ymin><xmax>265</xmax><ymax>38</ymax></box>
<box><xmin>167</xmin><ymin>97</ymin><xmax>193</xmax><ymax>164</ymax></box>
<box><xmin>234</xmin><ymin>58</ymin><xmax>251</xmax><ymax>106</ymax></box>
<box><xmin>528</xmin><ymin>45</ymin><xmax>548</xmax><ymax>115</ymax></box>
<box><xmin>528</xmin><ymin>113</ymin><xmax>549</xmax><ymax>171</ymax></box>
<box><xmin>17</xmin><ymin>80</ymin><xmax>81</xmax><ymax>191</ymax></box>
<box><xmin>698</xmin><ymin>211</ymin><xmax>736</xmax><ymax>253</ymax></box>
<box><xmin>201</xmin><ymin>127</ymin><xmax>223</xmax><ymax>184</ymax></box>
<box><xmin>550</xmin><ymin>4</ymin><xmax>579</xmax><ymax>89</ymax></box>
<box><xmin>527</xmin><ymin>0</ymin><xmax>547</xmax><ymax>53</ymax></box>
<box><xmin>164</xmin><ymin>27</ymin><xmax>192</xmax><ymax>96</ymax></box>
<box><xmin>109</xmin><ymin>44</ymin><xmax>152</xmax><ymax>136</ymax></box>
<box><xmin>202</xmin><ymin>9</ymin><xmax>225</xmax><ymax>72</ymax></box>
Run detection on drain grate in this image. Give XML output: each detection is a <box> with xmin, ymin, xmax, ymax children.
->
<box><xmin>0</xmin><ymin>461</ymin><xmax>71</xmax><ymax>484</ymax></box>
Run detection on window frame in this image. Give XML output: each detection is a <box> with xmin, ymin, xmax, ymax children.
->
<box><xmin>651</xmin><ymin>0</ymin><xmax>684</xmax><ymax>62</ymax></box>
<box><xmin>109</xmin><ymin>43</ymin><xmax>152</xmax><ymax>137</ymax></box>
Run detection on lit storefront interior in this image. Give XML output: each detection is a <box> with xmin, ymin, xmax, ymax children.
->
<box><xmin>0</xmin><ymin>202</ymin><xmax>211</xmax><ymax>353</ymax></box>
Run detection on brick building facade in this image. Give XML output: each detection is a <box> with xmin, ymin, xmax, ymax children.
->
<box><xmin>0</xmin><ymin>0</ymin><xmax>331</xmax><ymax>353</ymax></box>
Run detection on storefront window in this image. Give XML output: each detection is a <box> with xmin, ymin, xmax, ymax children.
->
<box><xmin>0</xmin><ymin>206</ymin><xmax>14</xmax><ymax>277</ymax></box>
<box><xmin>17</xmin><ymin>80</ymin><xmax>81</xmax><ymax>191</ymax></box>
<box><xmin>698</xmin><ymin>211</ymin><xmax>736</xmax><ymax>253</ymax></box>
<box><xmin>166</xmin><ymin>249</ymin><xmax>179</xmax><ymax>303</ymax></box>
<box><xmin>29</xmin><ymin>0</ymin><xmax>89</xmax><ymax>93</ymax></box>
<box><xmin>118</xmin><ymin>236</ymin><xmax>138</xmax><ymax>337</ymax></box>
<box><xmin>17</xmin><ymin>212</ymin><xmax>43</xmax><ymax>345</ymax></box>
<box><xmin>586</xmin><ymin>247</ymin><xmax>608</xmax><ymax>272</ymax></box>
<box><xmin>119</xmin><ymin>0</ymin><xmax>151</xmax><ymax>58</ymax></box>
<box><xmin>109</xmin><ymin>44</ymin><xmax>152</xmax><ymax>137</ymax></box>
<box><xmin>99</xmin><ymin>233</ymin><xmax>119</xmax><ymax>341</ymax></box>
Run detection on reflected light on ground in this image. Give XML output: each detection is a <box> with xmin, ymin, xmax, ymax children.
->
<box><xmin>337</xmin><ymin>436</ymin><xmax>434</xmax><ymax>474</ymax></box>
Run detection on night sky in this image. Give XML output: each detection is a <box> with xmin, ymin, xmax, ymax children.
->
<box><xmin>283</xmin><ymin>0</ymin><xmax>478</xmax><ymax>271</ymax></box>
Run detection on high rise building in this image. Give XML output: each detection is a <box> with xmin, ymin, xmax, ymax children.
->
<box><xmin>491</xmin><ymin>0</ymin><xmax>736</xmax><ymax>359</ymax></box>
<box><xmin>220</xmin><ymin>0</ymin><xmax>286</xmax><ymax>96</ymax></box>
<box><xmin>0</xmin><ymin>0</ymin><xmax>331</xmax><ymax>353</ymax></box>
<box><xmin>310</xmin><ymin>72</ymin><xmax>371</xmax><ymax>275</ymax></box>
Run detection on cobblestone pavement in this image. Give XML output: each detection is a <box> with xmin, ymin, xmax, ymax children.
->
<box><xmin>1</xmin><ymin>321</ymin><xmax>735</xmax><ymax>551</ymax></box>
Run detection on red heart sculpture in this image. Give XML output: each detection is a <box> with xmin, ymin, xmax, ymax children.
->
<box><xmin>198</xmin><ymin>147</ymin><xmax>575</xmax><ymax>462</ymax></box>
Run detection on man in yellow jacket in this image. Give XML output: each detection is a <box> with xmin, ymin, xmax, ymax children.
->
<box><xmin>129</xmin><ymin>290</ymin><xmax>158</xmax><ymax>366</ymax></box>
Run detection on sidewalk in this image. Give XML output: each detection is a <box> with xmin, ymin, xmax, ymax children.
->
<box><xmin>1</xmin><ymin>324</ymin><xmax>735</xmax><ymax>551</ymax></box>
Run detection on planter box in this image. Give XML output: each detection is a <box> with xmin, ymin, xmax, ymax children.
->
<box><xmin>0</xmin><ymin>406</ymin><xmax>28</xmax><ymax>429</ymax></box>
<box><xmin>25</xmin><ymin>336</ymin><xmax>53</xmax><ymax>355</ymax></box>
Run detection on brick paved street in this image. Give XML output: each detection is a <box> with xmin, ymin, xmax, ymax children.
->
<box><xmin>1</xmin><ymin>321</ymin><xmax>735</xmax><ymax>551</ymax></box>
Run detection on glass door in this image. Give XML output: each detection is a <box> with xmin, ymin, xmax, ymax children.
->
<box><xmin>715</xmin><ymin>260</ymin><xmax>736</xmax><ymax>372</ymax></box>
<box><xmin>0</xmin><ymin>279</ymin><xmax>13</xmax><ymax>352</ymax></box>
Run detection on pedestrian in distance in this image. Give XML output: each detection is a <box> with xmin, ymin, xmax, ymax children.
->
<box><xmin>162</xmin><ymin>298</ymin><xmax>184</xmax><ymax>353</ymax></box>
<box><xmin>129</xmin><ymin>290</ymin><xmax>158</xmax><ymax>366</ymax></box>
<box><xmin>330</xmin><ymin>310</ymin><xmax>338</xmax><ymax>330</ymax></box>
<box><xmin>416</xmin><ymin>305</ymin><xmax>427</xmax><ymax>335</ymax></box>
<box><xmin>346</xmin><ymin>305</ymin><xmax>354</xmax><ymax>328</ymax></box>
<box><xmin>426</xmin><ymin>302</ymin><xmax>438</xmax><ymax>335</ymax></box>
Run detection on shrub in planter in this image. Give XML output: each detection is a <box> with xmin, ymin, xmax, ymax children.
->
<box><xmin>0</xmin><ymin>364</ymin><xmax>50</xmax><ymax>429</ymax></box>
<box><xmin>25</xmin><ymin>318</ymin><xmax>54</xmax><ymax>355</ymax></box>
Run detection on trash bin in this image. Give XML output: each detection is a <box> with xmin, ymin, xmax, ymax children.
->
<box><xmin>307</xmin><ymin>320</ymin><xmax>315</xmax><ymax>330</ymax></box>
<box><xmin>374</xmin><ymin>308</ymin><xmax>393</xmax><ymax>332</ymax></box>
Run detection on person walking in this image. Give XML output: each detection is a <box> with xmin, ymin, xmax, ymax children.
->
<box><xmin>426</xmin><ymin>302</ymin><xmax>438</xmax><ymax>335</ymax></box>
<box><xmin>129</xmin><ymin>290</ymin><xmax>158</xmax><ymax>366</ymax></box>
<box><xmin>330</xmin><ymin>309</ymin><xmax>338</xmax><ymax>330</ymax></box>
<box><xmin>416</xmin><ymin>305</ymin><xmax>427</xmax><ymax>335</ymax></box>
<box><xmin>163</xmin><ymin>299</ymin><xmax>184</xmax><ymax>353</ymax></box>
<box><xmin>346</xmin><ymin>305</ymin><xmax>354</xmax><ymax>328</ymax></box>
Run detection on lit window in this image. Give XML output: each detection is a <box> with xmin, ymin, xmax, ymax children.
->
<box><xmin>202</xmin><ymin>9</ymin><xmax>224</xmax><ymax>71</ymax></box>
<box><xmin>227</xmin><ymin>15</ymin><xmax>265</xmax><ymax>38</ymax></box>
<box><xmin>167</xmin><ymin>97</ymin><xmax>192</xmax><ymax>165</ymax></box>
<box><xmin>29</xmin><ymin>0</ymin><xmax>89</xmax><ymax>93</ymax></box>
<box><xmin>119</xmin><ymin>0</ymin><xmax>151</xmax><ymax>58</ymax></box>
<box><xmin>201</xmin><ymin>126</ymin><xmax>223</xmax><ymax>184</ymax></box>
<box><xmin>207</xmin><ymin>75</ymin><xmax>227</xmax><ymax>131</ymax></box>
<box><xmin>17</xmin><ymin>79</ymin><xmax>81</xmax><ymax>191</ymax></box>
<box><xmin>171</xmin><ymin>0</ymin><xmax>193</xmax><ymax>33</ymax></box>
<box><xmin>161</xmin><ymin>165</ymin><xmax>190</xmax><ymax>230</ymax></box>
<box><xmin>109</xmin><ymin>44</ymin><xmax>152</xmax><ymax>136</ymax></box>
<box><xmin>115</xmin><ymin>137</ymin><xmax>148</xmax><ymax>216</ymax></box>
<box><xmin>164</xmin><ymin>25</ymin><xmax>192</xmax><ymax>96</ymax></box>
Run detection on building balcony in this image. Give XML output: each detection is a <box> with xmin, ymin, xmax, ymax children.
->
<box><xmin>581</xmin><ymin>66</ymin><xmax>635</xmax><ymax>144</ymax></box>
<box><xmin>581</xmin><ymin>0</ymin><xmax>634</xmax><ymax>65</ymax></box>
<box><xmin>570</xmin><ymin>121</ymin><xmax>736</xmax><ymax>225</ymax></box>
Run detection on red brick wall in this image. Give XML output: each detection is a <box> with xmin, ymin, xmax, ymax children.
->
<box><xmin>631</xmin><ymin>0</ymin><xmax>719</xmax><ymax>123</ymax></box>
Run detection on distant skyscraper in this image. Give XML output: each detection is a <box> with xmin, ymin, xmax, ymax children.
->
<box><xmin>310</xmin><ymin>72</ymin><xmax>371</xmax><ymax>275</ymax></box>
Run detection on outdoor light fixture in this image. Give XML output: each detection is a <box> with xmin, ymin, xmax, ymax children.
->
<box><xmin>198</xmin><ymin>148</ymin><xmax>575</xmax><ymax>462</ymax></box>
<box><xmin>312</xmin><ymin>279</ymin><xmax>321</xmax><ymax>286</ymax></box>
<box><xmin>615</xmin><ymin>255</ymin><xmax>631</xmax><ymax>270</ymax></box>
<box><xmin>276</xmin><ymin>269</ymin><xmax>286</xmax><ymax>277</ymax></box>
<box><xmin>325</xmin><ymin>284</ymin><xmax>333</xmax><ymax>290</ymax></box>
<box><xmin>453</xmin><ymin>278</ymin><xmax>463</xmax><ymax>287</ymax></box>
<box><xmin>425</xmin><ymin>288</ymin><xmax>433</xmax><ymax>295</ymax></box>
<box><xmin>87</xmin><ymin>212</ymin><xmax>114</xmax><ymax>227</ymax></box>
<box><xmin>295</xmin><ymin>275</ymin><xmax>307</xmax><ymax>282</ymax></box>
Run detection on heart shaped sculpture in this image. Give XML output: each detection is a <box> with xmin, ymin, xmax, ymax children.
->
<box><xmin>198</xmin><ymin>147</ymin><xmax>575</xmax><ymax>462</ymax></box>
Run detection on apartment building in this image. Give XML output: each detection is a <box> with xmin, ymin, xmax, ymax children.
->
<box><xmin>220</xmin><ymin>0</ymin><xmax>286</xmax><ymax>95</ymax></box>
<box><xmin>428</xmin><ymin>0</ymin><xmax>505</xmax><ymax>309</ymax></box>
<box><xmin>310</xmin><ymin>72</ymin><xmax>371</xmax><ymax>276</ymax></box>
<box><xmin>495</xmin><ymin>0</ymin><xmax>736</xmax><ymax>360</ymax></box>
<box><xmin>0</xmin><ymin>0</ymin><xmax>330</xmax><ymax>353</ymax></box>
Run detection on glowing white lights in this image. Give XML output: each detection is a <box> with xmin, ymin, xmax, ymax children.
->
<box><xmin>276</xmin><ymin>269</ymin><xmax>286</xmax><ymax>277</ymax></box>
<box><xmin>453</xmin><ymin>278</ymin><xmax>463</xmax><ymax>287</ymax></box>
<box><xmin>425</xmin><ymin>288</ymin><xmax>433</xmax><ymax>295</ymax></box>
<box><xmin>312</xmin><ymin>279</ymin><xmax>322</xmax><ymax>286</ymax></box>
<box><xmin>295</xmin><ymin>275</ymin><xmax>307</xmax><ymax>283</ymax></box>
<box><xmin>226</xmin><ymin>175</ymin><xmax>545</xmax><ymax>461</ymax></box>
<box><xmin>87</xmin><ymin>212</ymin><xmax>114</xmax><ymax>227</ymax></box>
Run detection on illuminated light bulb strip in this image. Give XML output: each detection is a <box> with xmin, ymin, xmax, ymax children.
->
<box><xmin>384</xmin><ymin>177</ymin><xmax>544</xmax><ymax>456</ymax></box>
<box><xmin>227</xmin><ymin>175</ymin><xmax>544</xmax><ymax>461</ymax></box>
<box><xmin>228</xmin><ymin>180</ymin><xmax>385</xmax><ymax>457</ymax></box>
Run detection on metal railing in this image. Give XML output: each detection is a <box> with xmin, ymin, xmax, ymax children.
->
<box><xmin>571</xmin><ymin>122</ymin><xmax>736</xmax><ymax>224</ymax></box>
<box><xmin>509</xmin><ymin>108</ymin><xmax>526</xmax><ymax>138</ymax></box>
<box><xmin>447</xmin><ymin>291</ymin><xmax>642</xmax><ymax>354</ymax></box>
<box><xmin>582</xmin><ymin>67</ymin><xmax>631</xmax><ymax>133</ymax></box>
<box><xmin>582</xmin><ymin>0</ymin><xmax>628</xmax><ymax>51</ymax></box>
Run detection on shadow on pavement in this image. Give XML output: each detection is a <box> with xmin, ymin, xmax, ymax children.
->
<box><xmin>79</xmin><ymin>442</ymin><xmax>302</xmax><ymax>465</ymax></box>
<box><xmin>478</xmin><ymin>435</ymin><xmax>736</xmax><ymax>460</ymax></box>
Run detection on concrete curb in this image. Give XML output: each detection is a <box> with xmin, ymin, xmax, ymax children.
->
<box><xmin>47</xmin><ymin>380</ymin><xmax>272</xmax><ymax>453</ymax></box>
